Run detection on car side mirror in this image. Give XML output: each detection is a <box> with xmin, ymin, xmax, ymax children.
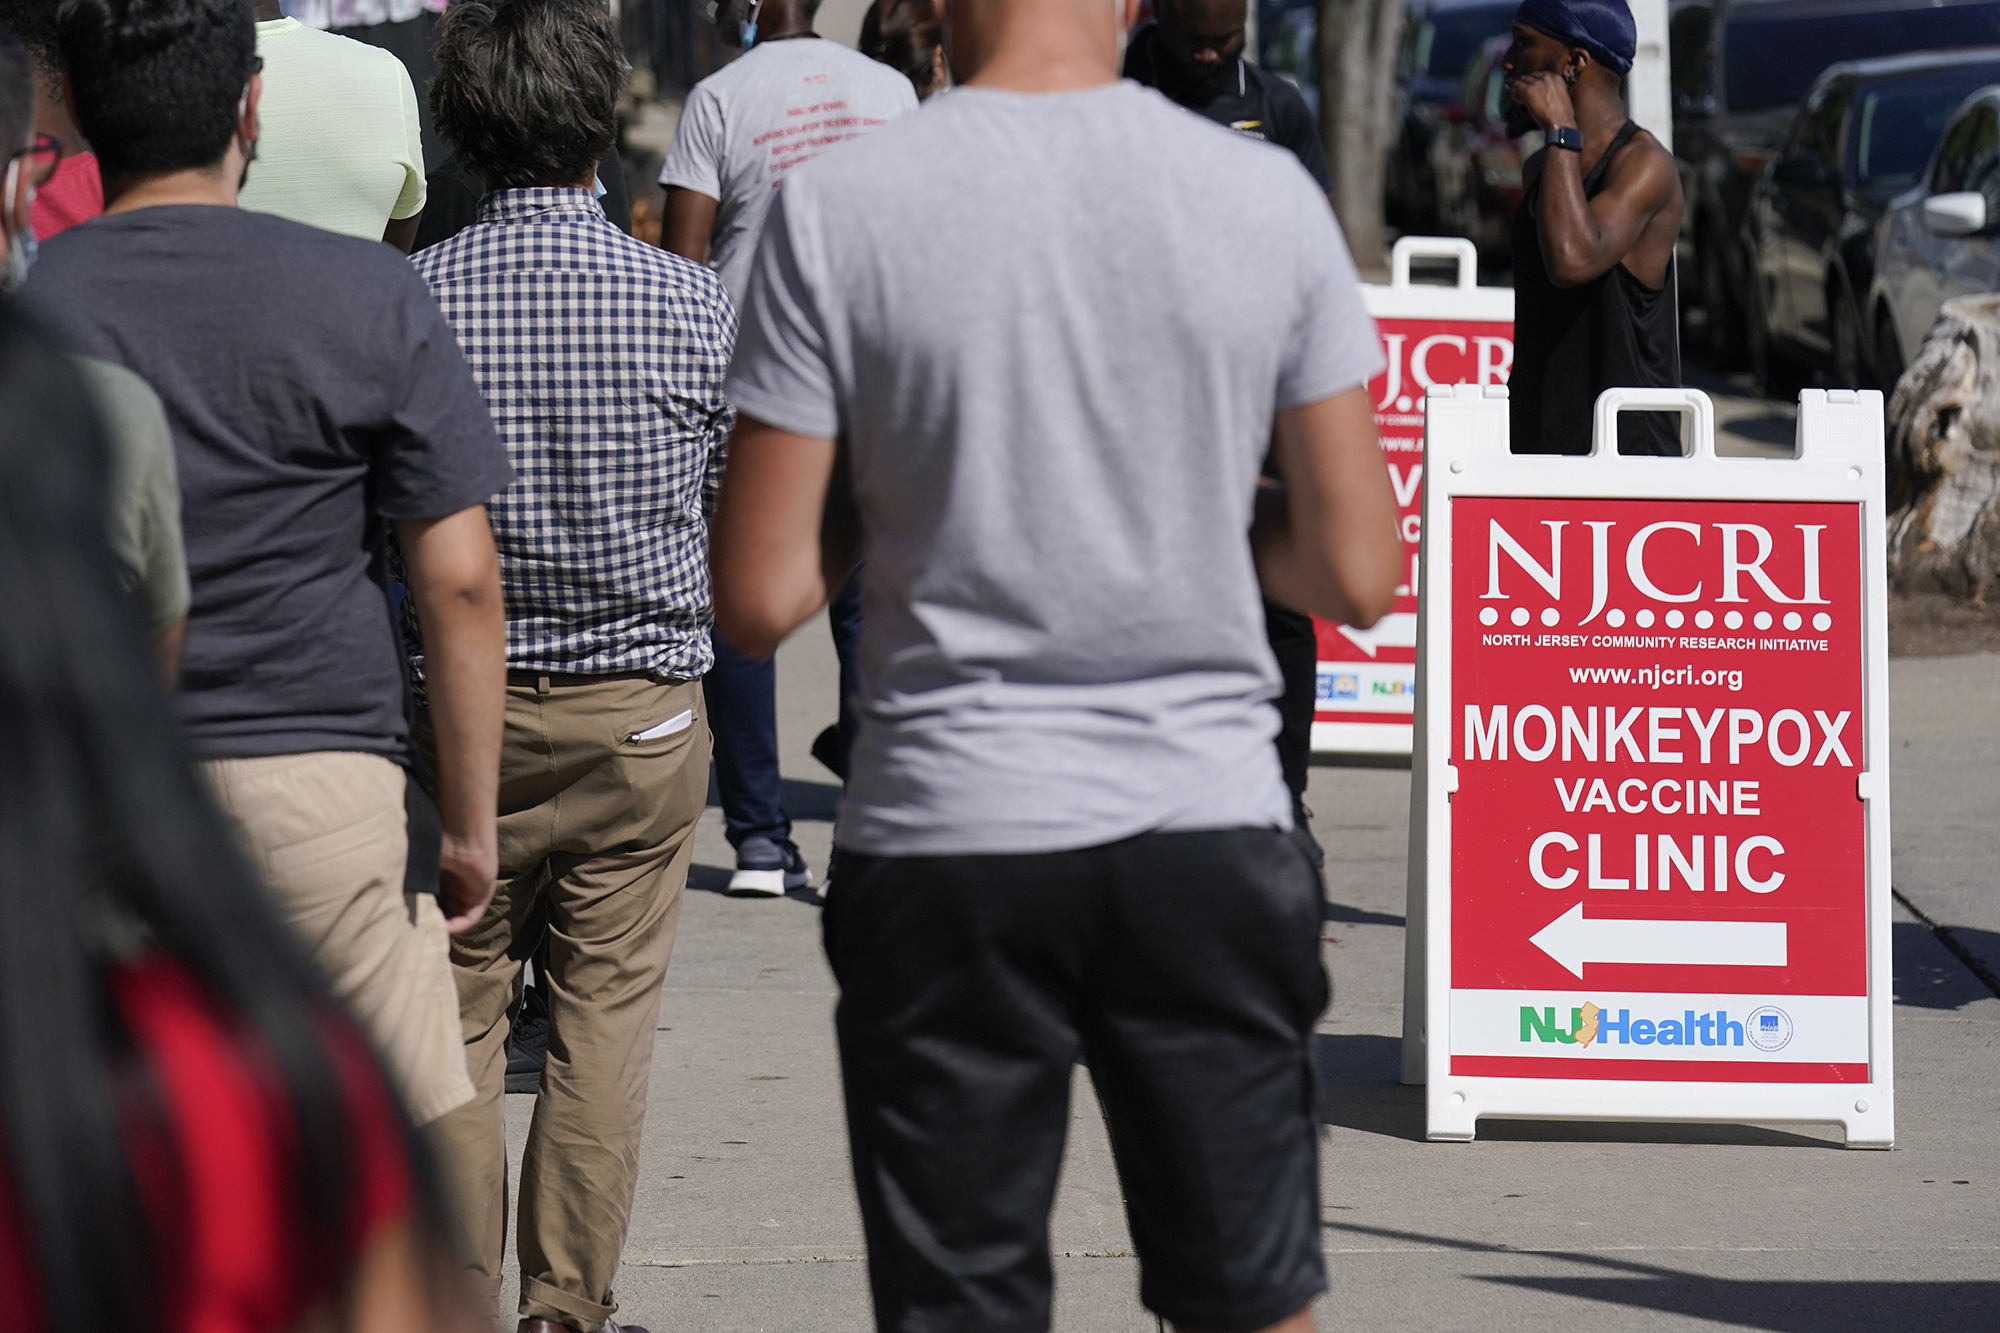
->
<box><xmin>1923</xmin><ymin>191</ymin><xmax>1988</xmax><ymax>237</ymax></box>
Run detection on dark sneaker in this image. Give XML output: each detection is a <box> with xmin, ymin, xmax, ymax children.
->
<box><xmin>505</xmin><ymin>982</ymin><xmax>549</xmax><ymax>1095</ymax></box>
<box><xmin>728</xmin><ymin>835</ymin><xmax>811</xmax><ymax>897</ymax></box>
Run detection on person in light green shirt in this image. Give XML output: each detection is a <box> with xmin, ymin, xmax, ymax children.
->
<box><xmin>239</xmin><ymin>2</ymin><xmax>426</xmax><ymax>249</ymax></box>
<box><xmin>69</xmin><ymin>355</ymin><xmax>192</xmax><ymax>681</ymax></box>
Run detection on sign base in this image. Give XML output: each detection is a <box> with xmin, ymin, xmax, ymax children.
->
<box><xmin>1426</xmin><ymin>1077</ymin><xmax>1893</xmax><ymax>1149</ymax></box>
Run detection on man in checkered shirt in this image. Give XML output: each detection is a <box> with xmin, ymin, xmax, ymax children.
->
<box><xmin>409</xmin><ymin>1</ymin><xmax>732</xmax><ymax>1328</ymax></box>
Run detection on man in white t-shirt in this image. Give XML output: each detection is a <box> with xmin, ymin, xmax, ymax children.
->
<box><xmin>662</xmin><ymin>0</ymin><xmax>916</xmax><ymax>303</ymax></box>
<box><xmin>661</xmin><ymin>0</ymin><xmax>915</xmax><ymax>898</ymax></box>
<box><xmin>709</xmin><ymin>0</ymin><xmax>1401</xmax><ymax>1328</ymax></box>
<box><xmin>242</xmin><ymin>0</ymin><xmax>426</xmax><ymax>248</ymax></box>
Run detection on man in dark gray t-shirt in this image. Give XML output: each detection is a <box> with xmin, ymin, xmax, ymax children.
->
<box><xmin>28</xmin><ymin>0</ymin><xmax>512</xmax><ymax>1126</ymax></box>
<box><xmin>709</xmin><ymin>1</ymin><xmax>1402</xmax><ymax>1329</ymax></box>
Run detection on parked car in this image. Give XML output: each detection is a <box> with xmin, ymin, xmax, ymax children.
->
<box><xmin>1431</xmin><ymin>34</ymin><xmax>1535</xmax><ymax>256</ymax></box>
<box><xmin>1745</xmin><ymin>48</ymin><xmax>2000</xmax><ymax>387</ymax></box>
<box><xmin>1673</xmin><ymin>0</ymin><xmax>2000</xmax><ymax>367</ymax></box>
<box><xmin>1870</xmin><ymin>85</ymin><xmax>2000</xmax><ymax>382</ymax></box>
<box><xmin>1387</xmin><ymin>0</ymin><xmax>1516</xmax><ymax>233</ymax></box>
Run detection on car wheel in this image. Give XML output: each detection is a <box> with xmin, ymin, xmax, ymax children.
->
<box><xmin>1831</xmin><ymin>294</ymin><xmax>1870</xmax><ymax>389</ymax></box>
<box><xmin>1700</xmin><ymin>230</ymin><xmax>1748</xmax><ymax>370</ymax></box>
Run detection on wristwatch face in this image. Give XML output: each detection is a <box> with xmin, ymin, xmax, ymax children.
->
<box><xmin>1552</xmin><ymin>126</ymin><xmax>1584</xmax><ymax>151</ymax></box>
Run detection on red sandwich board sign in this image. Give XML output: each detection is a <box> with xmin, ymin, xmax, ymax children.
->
<box><xmin>1316</xmin><ymin>238</ymin><xmax>1513</xmax><ymax>756</ymax></box>
<box><xmin>1402</xmin><ymin>384</ymin><xmax>1894</xmax><ymax>1146</ymax></box>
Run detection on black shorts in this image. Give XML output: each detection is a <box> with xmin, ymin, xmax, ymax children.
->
<box><xmin>824</xmin><ymin>828</ymin><xmax>1328</xmax><ymax>1333</ymax></box>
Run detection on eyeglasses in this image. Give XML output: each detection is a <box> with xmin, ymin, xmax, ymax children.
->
<box><xmin>6</xmin><ymin>135</ymin><xmax>62</xmax><ymax>189</ymax></box>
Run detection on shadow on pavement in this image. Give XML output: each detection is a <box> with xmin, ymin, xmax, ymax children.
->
<box><xmin>1315</xmin><ymin>1034</ymin><xmax>1426</xmax><ymax>1142</ymax></box>
<box><xmin>1313</xmin><ymin>1036</ymin><xmax>1842</xmax><ymax>1148</ymax></box>
<box><xmin>1480</xmin><ymin>1274</ymin><xmax>2000</xmax><ymax>1330</ymax></box>
<box><xmin>686</xmin><ymin>863</ymin><xmax>823</xmax><ymax>906</ymax></box>
<box><xmin>1893</xmin><ymin>918</ymin><xmax>2000</xmax><ymax>1010</ymax></box>
<box><xmin>1322</xmin><ymin>899</ymin><xmax>1405</xmax><ymax>927</ymax></box>
<box><xmin>1327</xmin><ymin>1220</ymin><xmax>1998</xmax><ymax>1330</ymax></box>
<box><xmin>688</xmin><ymin>863</ymin><xmax>733</xmax><ymax>894</ymax></box>
<box><xmin>1474</xmin><ymin>1120</ymin><xmax>1839</xmax><ymax>1148</ymax></box>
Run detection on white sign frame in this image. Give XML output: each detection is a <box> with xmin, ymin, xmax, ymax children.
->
<box><xmin>1318</xmin><ymin>239</ymin><xmax>1515</xmax><ymax>757</ymax></box>
<box><xmin>1401</xmin><ymin>383</ymin><xmax>1895</xmax><ymax>1148</ymax></box>
<box><xmin>1361</xmin><ymin>236</ymin><xmax>1515</xmax><ymax>324</ymax></box>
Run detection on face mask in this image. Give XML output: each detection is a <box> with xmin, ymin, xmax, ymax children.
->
<box><xmin>0</xmin><ymin>159</ymin><xmax>34</xmax><ymax>295</ymax></box>
<box><xmin>741</xmin><ymin>0</ymin><xmax>763</xmax><ymax>49</ymax></box>
<box><xmin>1114</xmin><ymin>0</ymin><xmax>1130</xmax><ymax>63</ymax></box>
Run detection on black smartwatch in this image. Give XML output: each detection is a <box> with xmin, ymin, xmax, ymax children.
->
<box><xmin>1549</xmin><ymin>125</ymin><xmax>1584</xmax><ymax>152</ymax></box>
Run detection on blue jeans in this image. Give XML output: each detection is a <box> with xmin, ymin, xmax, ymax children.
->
<box><xmin>704</xmin><ymin>633</ymin><xmax>790</xmax><ymax>850</ymax></box>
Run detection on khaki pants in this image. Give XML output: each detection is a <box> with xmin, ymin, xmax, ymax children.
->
<box><xmin>429</xmin><ymin>675</ymin><xmax>710</xmax><ymax>1332</ymax></box>
<box><xmin>202</xmin><ymin>750</ymin><xmax>474</xmax><ymax>1125</ymax></box>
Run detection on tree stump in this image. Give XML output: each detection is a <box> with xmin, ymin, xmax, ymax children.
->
<box><xmin>1887</xmin><ymin>293</ymin><xmax>2000</xmax><ymax>601</ymax></box>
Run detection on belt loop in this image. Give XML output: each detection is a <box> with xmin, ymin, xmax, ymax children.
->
<box><xmin>537</xmin><ymin>674</ymin><xmax>550</xmax><ymax>697</ymax></box>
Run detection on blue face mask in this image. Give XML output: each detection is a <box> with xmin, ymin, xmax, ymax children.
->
<box><xmin>2</xmin><ymin>226</ymin><xmax>36</xmax><ymax>294</ymax></box>
<box><xmin>1</xmin><ymin>160</ymin><xmax>35</xmax><ymax>295</ymax></box>
<box><xmin>740</xmin><ymin>0</ymin><xmax>762</xmax><ymax>48</ymax></box>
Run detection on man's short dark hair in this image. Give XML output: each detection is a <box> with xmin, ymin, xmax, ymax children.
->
<box><xmin>0</xmin><ymin>0</ymin><xmax>59</xmax><ymax>84</ymax></box>
<box><xmin>57</xmin><ymin>0</ymin><xmax>254</xmax><ymax>181</ymax></box>
<box><xmin>430</xmin><ymin>0</ymin><xmax>627</xmax><ymax>192</ymax></box>
<box><xmin>0</xmin><ymin>24</ymin><xmax>31</xmax><ymax>156</ymax></box>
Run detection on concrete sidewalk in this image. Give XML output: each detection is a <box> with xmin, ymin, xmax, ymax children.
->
<box><xmin>494</xmin><ymin>625</ymin><xmax>2000</xmax><ymax>1331</ymax></box>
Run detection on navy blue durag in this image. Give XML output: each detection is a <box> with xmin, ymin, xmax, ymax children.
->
<box><xmin>1512</xmin><ymin>0</ymin><xmax>1636</xmax><ymax>74</ymax></box>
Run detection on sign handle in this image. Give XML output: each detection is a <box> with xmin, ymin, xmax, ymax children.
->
<box><xmin>1590</xmin><ymin>387</ymin><xmax>1718</xmax><ymax>458</ymax></box>
<box><xmin>1390</xmin><ymin>236</ymin><xmax>1480</xmax><ymax>292</ymax></box>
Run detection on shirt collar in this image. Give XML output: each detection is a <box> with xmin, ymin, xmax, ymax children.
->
<box><xmin>477</xmin><ymin>187</ymin><xmax>605</xmax><ymax>225</ymax></box>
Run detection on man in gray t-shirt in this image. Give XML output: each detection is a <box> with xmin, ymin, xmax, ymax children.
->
<box><xmin>711</xmin><ymin>4</ymin><xmax>1401</xmax><ymax>1331</ymax></box>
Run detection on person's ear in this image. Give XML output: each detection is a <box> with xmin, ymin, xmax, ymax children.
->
<box><xmin>1565</xmin><ymin>47</ymin><xmax>1589</xmax><ymax>86</ymax></box>
<box><xmin>240</xmin><ymin>71</ymin><xmax>262</xmax><ymax>142</ymax></box>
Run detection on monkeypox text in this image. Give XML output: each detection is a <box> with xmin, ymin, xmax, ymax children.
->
<box><xmin>1461</xmin><ymin>704</ymin><xmax>1856</xmax><ymax>896</ymax></box>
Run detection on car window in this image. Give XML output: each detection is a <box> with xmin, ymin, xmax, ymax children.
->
<box><xmin>1796</xmin><ymin>79</ymin><xmax>1850</xmax><ymax>168</ymax></box>
<box><xmin>1414</xmin><ymin>3</ymin><xmax>1516</xmax><ymax>79</ymax></box>
<box><xmin>1934</xmin><ymin>103</ymin><xmax>1998</xmax><ymax>192</ymax></box>
<box><xmin>1853</xmin><ymin>68</ymin><xmax>2000</xmax><ymax>190</ymax></box>
<box><xmin>1953</xmin><ymin>105</ymin><xmax>2000</xmax><ymax>216</ymax></box>
<box><xmin>1724</xmin><ymin>2</ymin><xmax>2000</xmax><ymax>112</ymax></box>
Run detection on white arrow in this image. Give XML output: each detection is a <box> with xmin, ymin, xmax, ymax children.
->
<box><xmin>1529</xmin><ymin>904</ymin><xmax>1788</xmax><ymax>979</ymax></box>
<box><xmin>1336</xmin><ymin>612</ymin><xmax>1418</xmax><ymax>658</ymax></box>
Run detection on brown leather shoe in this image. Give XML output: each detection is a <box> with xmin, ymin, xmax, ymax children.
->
<box><xmin>516</xmin><ymin>1321</ymin><xmax>651</xmax><ymax>1333</ymax></box>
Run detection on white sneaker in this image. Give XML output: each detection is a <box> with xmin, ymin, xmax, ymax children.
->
<box><xmin>728</xmin><ymin>836</ymin><xmax>810</xmax><ymax>898</ymax></box>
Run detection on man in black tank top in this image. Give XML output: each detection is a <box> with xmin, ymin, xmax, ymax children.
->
<box><xmin>1502</xmin><ymin>0</ymin><xmax>1684</xmax><ymax>454</ymax></box>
